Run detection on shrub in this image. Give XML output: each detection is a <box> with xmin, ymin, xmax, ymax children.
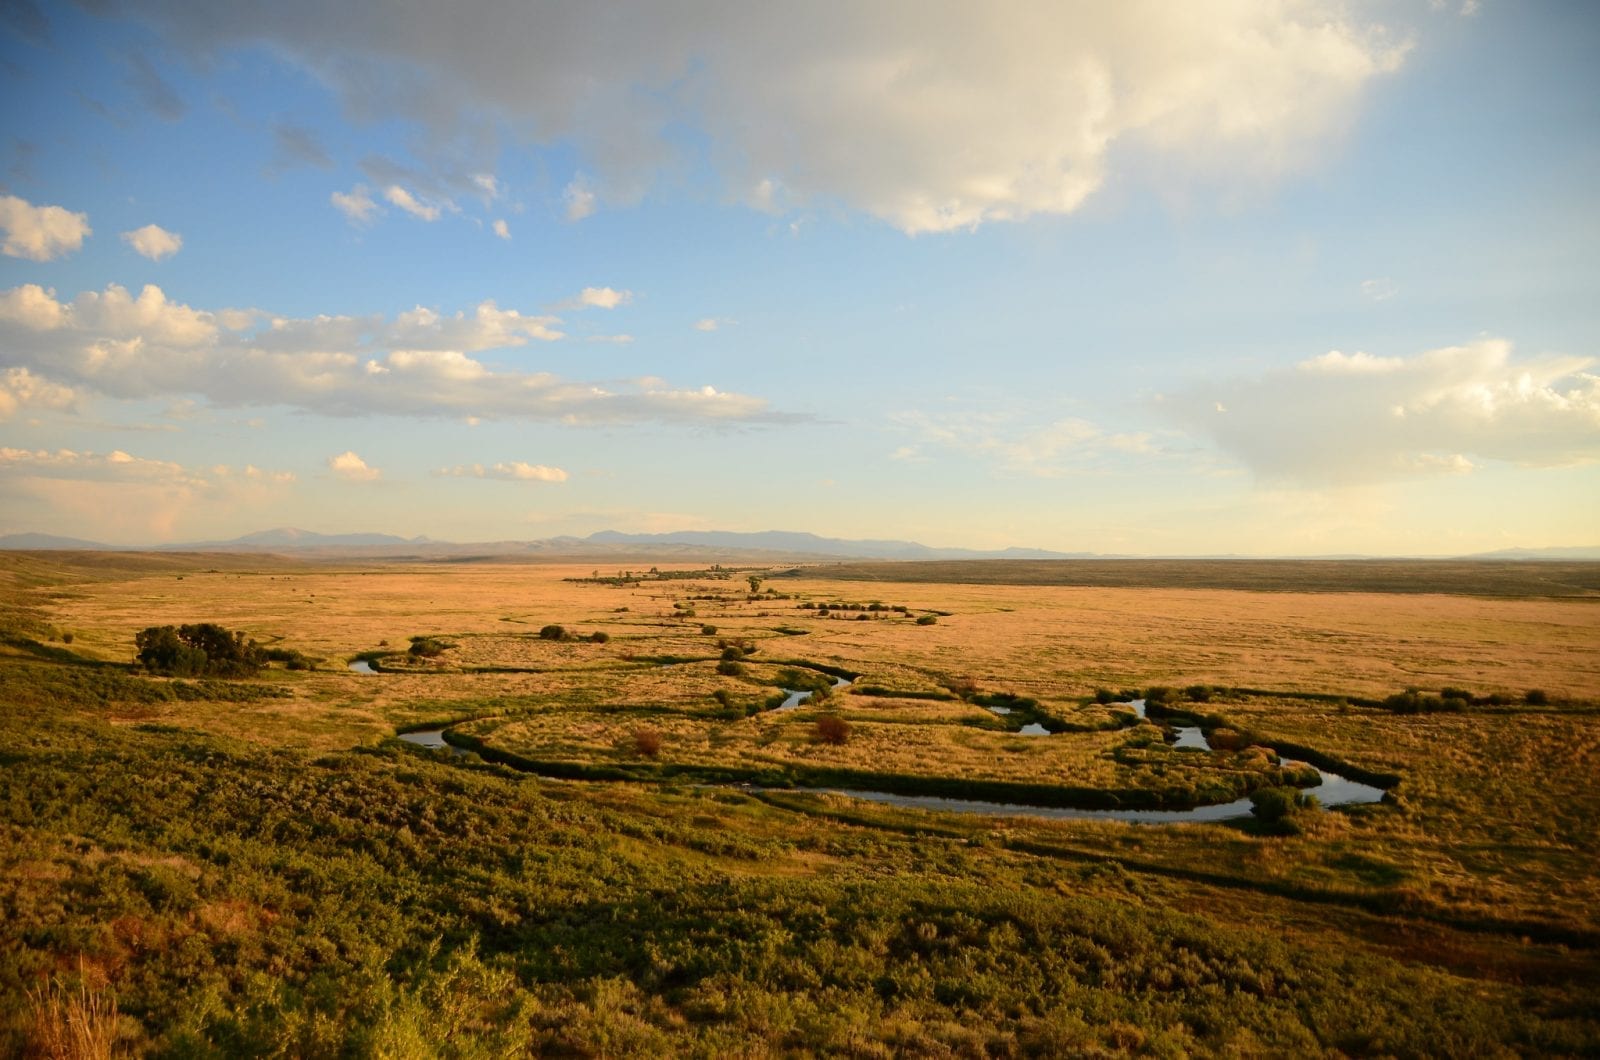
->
<box><xmin>137</xmin><ymin>623</ymin><xmax>264</xmax><ymax>677</ymax></box>
<box><xmin>717</xmin><ymin>660</ymin><xmax>745</xmax><ymax>677</ymax></box>
<box><xmin>539</xmin><ymin>624</ymin><xmax>567</xmax><ymax>641</ymax></box>
<box><xmin>813</xmin><ymin>714</ymin><xmax>851</xmax><ymax>745</ymax></box>
<box><xmin>1144</xmin><ymin>686</ymin><xmax>1175</xmax><ymax>706</ymax></box>
<box><xmin>721</xmin><ymin>646</ymin><xmax>745</xmax><ymax>661</ymax></box>
<box><xmin>408</xmin><ymin>636</ymin><xmax>450</xmax><ymax>658</ymax></box>
<box><xmin>1526</xmin><ymin>688</ymin><xmax>1549</xmax><ymax>706</ymax></box>
<box><xmin>916</xmin><ymin>614</ymin><xmax>938</xmax><ymax>626</ymax></box>
<box><xmin>1250</xmin><ymin>786</ymin><xmax>1322</xmax><ymax>834</ymax></box>
<box><xmin>589</xmin><ymin>631</ymin><xmax>610</xmax><ymax>644</ymax></box>
<box><xmin>1185</xmin><ymin>684</ymin><xmax>1212</xmax><ymax>703</ymax></box>
<box><xmin>631</xmin><ymin>728</ymin><xmax>663</xmax><ymax>758</ymax></box>
<box><xmin>701</xmin><ymin>624</ymin><xmax>718</xmax><ymax>635</ymax></box>
<box><xmin>1093</xmin><ymin>688</ymin><xmax>1116</xmax><ymax>704</ymax></box>
<box><xmin>60</xmin><ymin>632</ymin><xmax>73</xmax><ymax>645</ymax></box>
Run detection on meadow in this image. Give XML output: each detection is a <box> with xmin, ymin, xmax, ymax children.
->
<box><xmin>2</xmin><ymin>551</ymin><xmax>1597</xmax><ymax>1055</ymax></box>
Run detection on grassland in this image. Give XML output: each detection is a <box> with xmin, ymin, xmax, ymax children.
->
<box><xmin>2</xmin><ymin>551</ymin><xmax>1597</xmax><ymax>1055</ymax></box>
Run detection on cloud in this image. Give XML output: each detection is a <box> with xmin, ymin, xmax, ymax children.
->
<box><xmin>127</xmin><ymin>50</ymin><xmax>185</xmax><ymax>120</ymax></box>
<box><xmin>0</xmin><ymin>195</ymin><xmax>91</xmax><ymax>261</ymax></box>
<box><xmin>895</xmin><ymin>410</ymin><xmax>1156</xmax><ymax>476</ymax></box>
<box><xmin>1164</xmin><ymin>339</ymin><xmax>1600</xmax><ymax>484</ymax></box>
<box><xmin>104</xmin><ymin>3</ymin><xmax>1409</xmax><ymax>235</ymax></box>
<box><xmin>560</xmin><ymin>286</ymin><xmax>632</xmax><ymax>311</ymax></box>
<box><xmin>328</xmin><ymin>450</ymin><xmax>380</xmax><ymax>481</ymax></box>
<box><xmin>692</xmin><ymin>318</ymin><xmax>720</xmax><ymax>332</ymax></box>
<box><xmin>473</xmin><ymin>173</ymin><xmax>500</xmax><ymax>198</ymax></box>
<box><xmin>384</xmin><ymin>184</ymin><xmax>445</xmax><ymax>221</ymax></box>
<box><xmin>0</xmin><ymin>367</ymin><xmax>76</xmax><ymax>420</ymax></box>
<box><xmin>331</xmin><ymin>184</ymin><xmax>380</xmax><ymax>223</ymax></box>
<box><xmin>491</xmin><ymin>218</ymin><xmax>510</xmax><ymax>239</ymax></box>
<box><xmin>122</xmin><ymin>223</ymin><xmax>183</xmax><ymax>261</ymax></box>
<box><xmin>0</xmin><ymin>282</ymin><xmax>790</xmax><ymax>426</ymax></box>
<box><xmin>1360</xmin><ymin>278</ymin><xmax>1397</xmax><ymax>301</ymax></box>
<box><xmin>563</xmin><ymin>177</ymin><xmax>595</xmax><ymax>221</ymax></box>
<box><xmin>271</xmin><ymin>121</ymin><xmax>333</xmax><ymax>170</ymax></box>
<box><xmin>0</xmin><ymin>447</ymin><xmax>294</xmax><ymax>540</ymax></box>
<box><xmin>586</xmin><ymin>334</ymin><xmax>633</xmax><ymax>344</ymax></box>
<box><xmin>437</xmin><ymin>460</ymin><xmax>567</xmax><ymax>482</ymax></box>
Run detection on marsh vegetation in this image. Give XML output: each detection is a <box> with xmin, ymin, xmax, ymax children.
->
<box><xmin>2</xmin><ymin>551</ymin><xmax>1597</xmax><ymax>1054</ymax></box>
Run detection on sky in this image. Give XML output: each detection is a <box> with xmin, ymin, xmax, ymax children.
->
<box><xmin>0</xmin><ymin>0</ymin><xmax>1596</xmax><ymax>555</ymax></box>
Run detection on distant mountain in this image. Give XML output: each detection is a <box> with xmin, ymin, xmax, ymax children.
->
<box><xmin>184</xmin><ymin>527</ymin><xmax>425</xmax><ymax>549</ymax></box>
<box><xmin>584</xmin><ymin>529</ymin><xmax>1089</xmax><ymax>560</ymax></box>
<box><xmin>1464</xmin><ymin>546</ymin><xmax>1600</xmax><ymax>561</ymax></box>
<box><xmin>2</xmin><ymin>527</ymin><xmax>1596</xmax><ymax>562</ymax></box>
<box><xmin>0</xmin><ymin>532</ymin><xmax>128</xmax><ymax>550</ymax></box>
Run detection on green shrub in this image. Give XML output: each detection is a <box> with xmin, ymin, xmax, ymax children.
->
<box><xmin>701</xmin><ymin>624</ymin><xmax>718</xmax><ymax>635</ymax></box>
<box><xmin>538</xmin><ymin>624</ymin><xmax>566</xmax><ymax>641</ymax></box>
<box><xmin>1526</xmin><ymin>688</ymin><xmax>1549</xmax><ymax>705</ymax></box>
<box><xmin>136</xmin><ymin>623</ymin><xmax>264</xmax><ymax>677</ymax></box>
<box><xmin>916</xmin><ymin>614</ymin><xmax>938</xmax><ymax>626</ymax></box>
<box><xmin>717</xmin><ymin>660</ymin><xmax>745</xmax><ymax>677</ymax></box>
<box><xmin>589</xmin><ymin>631</ymin><xmax>610</xmax><ymax>644</ymax></box>
<box><xmin>409</xmin><ymin>636</ymin><xmax>451</xmax><ymax>658</ymax></box>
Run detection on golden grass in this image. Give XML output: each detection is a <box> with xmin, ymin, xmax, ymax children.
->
<box><xmin>23</xmin><ymin>976</ymin><xmax>120</xmax><ymax>1060</ymax></box>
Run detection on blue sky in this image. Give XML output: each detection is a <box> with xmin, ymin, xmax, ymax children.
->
<box><xmin>1</xmin><ymin>0</ymin><xmax>1596</xmax><ymax>553</ymax></box>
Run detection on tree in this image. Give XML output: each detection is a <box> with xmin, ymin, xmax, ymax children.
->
<box><xmin>136</xmin><ymin>623</ymin><xmax>263</xmax><ymax>677</ymax></box>
<box><xmin>747</xmin><ymin>575</ymin><xmax>763</xmax><ymax>594</ymax></box>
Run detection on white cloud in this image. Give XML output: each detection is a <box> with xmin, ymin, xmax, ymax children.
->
<box><xmin>331</xmin><ymin>184</ymin><xmax>380</xmax><ymax>223</ymax></box>
<box><xmin>693</xmin><ymin>317</ymin><xmax>720</xmax><ymax>332</ymax></box>
<box><xmin>563</xmin><ymin>177</ymin><xmax>596</xmax><ymax>221</ymax></box>
<box><xmin>473</xmin><ymin>173</ymin><xmax>500</xmax><ymax>198</ymax></box>
<box><xmin>122</xmin><ymin>223</ymin><xmax>183</xmax><ymax>261</ymax></box>
<box><xmin>1360</xmin><ymin>277</ymin><xmax>1397</xmax><ymax>301</ymax></box>
<box><xmin>1165</xmin><ymin>339</ymin><xmax>1600</xmax><ymax>484</ymax></box>
<box><xmin>328</xmin><ymin>450</ymin><xmax>380</xmax><ymax>481</ymax></box>
<box><xmin>586</xmin><ymin>334</ymin><xmax>634</xmax><ymax>344</ymax></box>
<box><xmin>0</xmin><ymin>282</ymin><xmax>789</xmax><ymax>426</ymax></box>
<box><xmin>895</xmin><ymin>411</ymin><xmax>1156</xmax><ymax>477</ymax></box>
<box><xmin>113</xmin><ymin>3</ymin><xmax>1409</xmax><ymax>234</ymax></box>
<box><xmin>437</xmin><ymin>461</ymin><xmax>568</xmax><ymax>482</ymax></box>
<box><xmin>0</xmin><ymin>367</ymin><xmax>76</xmax><ymax>420</ymax></box>
<box><xmin>384</xmin><ymin>184</ymin><xmax>446</xmax><ymax>221</ymax></box>
<box><xmin>0</xmin><ymin>195</ymin><xmax>91</xmax><ymax>261</ymax></box>
<box><xmin>492</xmin><ymin>218</ymin><xmax>510</xmax><ymax>239</ymax></box>
<box><xmin>561</xmin><ymin>286</ymin><xmax>632</xmax><ymax>310</ymax></box>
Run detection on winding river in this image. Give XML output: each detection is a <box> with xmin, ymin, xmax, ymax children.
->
<box><xmin>388</xmin><ymin>687</ymin><xmax>1385</xmax><ymax>824</ymax></box>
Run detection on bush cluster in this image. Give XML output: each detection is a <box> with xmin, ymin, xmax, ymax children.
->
<box><xmin>136</xmin><ymin>623</ymin><xmax>263</xmax><ymax>677</ymax></box>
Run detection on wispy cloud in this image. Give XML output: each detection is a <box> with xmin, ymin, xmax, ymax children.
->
<box><xmin>331</xmin><ymin>184</ymin><xmax>380</xmax><ymax>224</ymax></box>
<box><xmin>560</xmin><ymin>286</ymin><xmax>632</xmax><ymax>310</ymax></box>
<box><xmin>436</xmin><ymin>461</ymin><xmax>568</xmax><ymax>482</ymax></box>
<box><xmin>894</xmin><ymin>410</ymin><xmax>1158</xmax><ymax>476</ymax></box>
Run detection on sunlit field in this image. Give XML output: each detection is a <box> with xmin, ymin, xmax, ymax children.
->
<box><xmin>3</xmin><ymin>551</ymin><xmax>1597</xmax><ymax>1054</ymax></box>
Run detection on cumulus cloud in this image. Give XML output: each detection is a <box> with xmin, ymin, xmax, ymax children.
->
<box><xmin>0</xmin><ymin>194</ymin><xmax>90</xmax><ymax>261</ymax></box>
<box><xmin>0</xmin><ymin>367</ymin><xmax>76</xmax><ymax>420</ymax></box>
<box><xmin>384</xmin><ymin>183</ymin><xmax>445</xmax><ymax>221</ymax></box>
<box><xmin>491</xmin><ymin>218</ymin><xmax>510</xmax><ymax>239</ymax></box>
<box><xmin>895</xmin><ymin>410</ymin><xmax>1156</xmax><ymax>476</ymax></box>
<box><xmin>0</xmin><ymin>282</ymin><xmax>789</xmax><ymax>426</ymax></box>
<box><xmin>328</xmin><ymin>450</ymin><xmax>380</xmax><ymax>481</ymax></box>
<box><xmin>122</xmin><ymin>223</ymin><xmax>183</xmax><ymax>261</ymax></box>
<box><xmin>1165</xmin><ymin>339</ymin><xmax>1600</xmax><ymax>484</ymax></box>
<box><xmin>331</xmin><ymin>184</ymin><xmax>380</xmax><ymax>223</ymax></box>
<box><xmin>437</xmin><ymin>460</ymin><xmax>567</xmax><ymax>482</ymax></box>
<box><xmin>102</xmin><ymin>2</ymin><xmax>1408</xmax><ymax>234</ymax></box>
<box><xmin>692</xmin><ymin>318</ymin><xmax>720</xmax><ymax>332</ymax></box>
<box><xmin>560</xmin><ymin>286</ymin><xmax>632</xmax><ymax>310</ymax></box>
